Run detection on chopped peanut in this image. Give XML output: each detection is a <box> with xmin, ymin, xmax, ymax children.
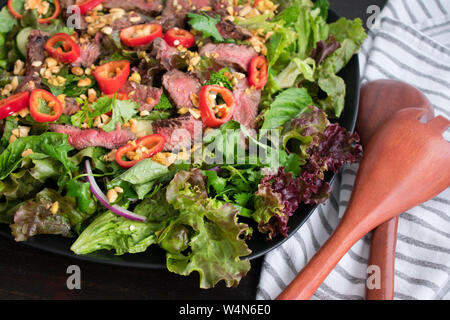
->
<box><xmin>71</xmin><ymin>67</ymin><xmax>84</xmax><ymax>76</ymax></box>
<box><xmin>13</xmin><ymin>60</ymin><xmax>25</xmax><ymax>76</ymax></box>
<box><xmin>128</xmin><ymin>71</ymin><xmax>141</xmax><ymax>84</ymax></box>
<box><xmin>77</xmin><ymin>78</ymin><xmax>92</xmax><ymax>87</ymax></box>
<box><xmin>50</xmin><ymin>201</ymin><xmax>59</xmax><ymax>215</ymax></box>
<box><xmin>107</xmin><ymin>189</ymin><xmax>118</xmax><ymax>203</ymax></box>
<box><xmin>21</xmin><ymin>149</ymin><xmax>33</xmax><ymax>157</ymax></box>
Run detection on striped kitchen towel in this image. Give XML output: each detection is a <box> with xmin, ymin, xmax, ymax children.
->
<box><xmin>256</xmin><ymin>0</ymin><xmax>450</xmax><ymax>300</ymax></box>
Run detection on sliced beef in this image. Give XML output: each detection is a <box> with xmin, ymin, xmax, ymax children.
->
<box><xmin>211</xmin><ymin>0</ymin><xmax>229</xmax><ymax>16</ymax></box>
<box><xmin>160</xmin><ymin>0</ymin><xmax>212</xmax><ymax>31</ymax></box>
<box><xmin>111</xmin><ymin>12</ymin><xmax>147</xmax><ymax>31</ymax></box>
<box><xmin>199</xmin><ymin>43</ymin><xmax>257</xmax><ymax>72</ymax></box>
<box><xmin>217</xmin><ymin>19</ymin><xmax>252</xmax><ymax>41</ymax></box>
<box><xmin>121</xmin><ymin>81</ymin><xmax>163</xmax><ymax>112</ymax></box>
<box><xmin>63</xmin><ymin>97</ymin><xmax>80</xmax><ymax>116</ymax></box>
<box><xmin>72</xmin><ymin>42</ymin><xmax>101</xmax><ymax>68</ymax></box>
<box><xmin>152</xmin><ymin>115</ymin><xmax>203</xmax><ymax>151</ymax></box>
<box><xmin>134</xmin><ymin>58</ymin><xmax>165</xmax><ymax>86</ymax></box>
<box><xmin>15</xmin><ymin>30</ymin><xmax>49</xmax><ymax>93</ymax></box>
<box><xmin>162</xmin><ymin>70</ymin><xmax>201</xmax><ymax>110</ymax></box>
<box><xmin>49</xmin><ymin>124</ymin><xmax>136</xmax><ymax>150</ymax></box>
<box><xmin>102</xmin><ymin>0</ymin><xmax>164</xmax><ymax>16</ymax></box>
<box><xmin>232</xmin><ymin>78</ymin><xmax>261</xmax><ymax>129</ymax></box>
<box><xmin>151</xmin><ymin>38</ymin><xmax>185</xmax><ymax>71</ymax></box>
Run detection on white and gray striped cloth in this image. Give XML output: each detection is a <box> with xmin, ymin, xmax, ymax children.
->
<box><xmin>256</xmin><ymin>0</ymin><xmax>450</xmax><ymax>300</ymax></box>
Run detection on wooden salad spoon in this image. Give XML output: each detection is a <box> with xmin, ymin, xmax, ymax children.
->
<box><xmin>357</xmin><ymin>80</ymin><xmax>435</xmax><ymax>300</ymax></box>
<box><xmin>276</xmin><ymin>107</ymin><xmax>450</xmax><ymax>300</ymax></box>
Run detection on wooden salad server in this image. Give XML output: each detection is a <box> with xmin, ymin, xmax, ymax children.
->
<box><xmin>276</xmin><ymin>108</ymin><xmax>450</xmax><ymax>300</ymax></box>
<box><xmin>357</xmin><ymin>80</ymin><xmax>435</xmax><ymax>300</ymax></box>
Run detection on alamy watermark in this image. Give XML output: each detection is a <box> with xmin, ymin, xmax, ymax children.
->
<box><xmin>367</xmin><ymin>5</ymin><xmax>382</xmax><ymax>30</ymax></box>
<box><xmin>366</xmin><ymin>265</ymin><xmax>381</xmax><ymax>290</ymax></box>
<box><xmin>66</xmin><ymin>265</ymin><xmax>81</xmax><ymax>290</ymax></box>
<box><xmin>169</xmin><ymin>123</ymin><xmax>283</xmax><ymax>169</ymax></box>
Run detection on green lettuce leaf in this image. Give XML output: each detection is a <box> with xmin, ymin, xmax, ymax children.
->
<box><xmin>313</xmin><ymin>0</ymin><xmax>329</xmax><ymax>21</ymax></box>
<box><xmin>234</xmin><ymin>13</ymin><xmax>275</xmax><ymax>32</ymax></box>
<box><xmin>274</xmin><ymin>57</ymin><xmax>316</xmax><ymax>89</ymax></box>
<box><xmin>320</xmin><ymin>17</ymin><xmax>367</xmax><ymax>75</ymax></box>
<box><xmin>66</xmin><ymin>179</ymin><xmax>97</xmax><ymax>215</ymax></box>
<box><xmin>262</xmin><ymin>87</ymin><xmax>313</xmax><ymax>130</ymax></box>
<box><xmin>0</xmin><ymin>7</ymin><xmax>18</xmax><ymax>33</ymax></box>
<box><xmin>70</xmin><ymin>211</ymin><xmax>159</xmax><ymax>255</ymax></box>
<box><xmin>70</xmin><ymin>190</ymin><xmax>175</xmax><ymax>255</ymax></box>
<box><xmin>108</xmin><ymin>158</ymin><xmax>169</xmax><ymax>200</ymax></box>
<box><xmin>252</xmin><ymin>183</ymin><xmax>285</xmax><ymax>238</ymax></box>
<box><xmin>164</xmin><ymin>169</ymin><xmax>251</xmax><ymax>289</ymax></box>
<box><xmin>10</xmin><ymin>188</ymin><xmax>88</xmax><ymax>241</ymax></box>
<box><xmin>0</xmin><ymin>151</ymin><xmax>67</xmax><ymax>224</ymax></box>
<box><xmin>313</xmin><ymin>17</ymin><xmax>366</xmax><ymax>117</ymax></box>
<box><xmin>266</xmin><ymin>26</ymin><xmax>297</xmax><ymax>71</ymax></box>
<box><xmin>0</xmin><ymin>132</ymin><xmax>77</xmax><ymax>180</ymax></box>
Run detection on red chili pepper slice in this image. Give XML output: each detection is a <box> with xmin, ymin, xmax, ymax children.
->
<box><xmin>44</xmin><ymin>33</ymin><xmax>81</xmax><ymax>64</ymax></box>
<box><xmin>8</xmin><ymin>0</ymin><xmax>61</xmax><ymax>24</ymax></box>
<box><xmin>29</xmin><ymin>89</ymin><xmax>63</xmax><ymax>123</ymax></box>
<box><xmin>93</xmin><ymin>60</ymin><xmax>130</xmax><ymax>95</ymax></box>
<box><xmin>163</xmin><ymin>28</ymin><xmax>195</xmax><ymax>48</ymax></box>
<box><xmin>0</xmin><ymin>92</ymin><xmax>30</xmax><ymax>120</ymax></box>
<box><xmin>104</xmin><ymin>92</ymin><xmax>130</xmax><ymax>101</ymax></box>
<box><xmin>120</xmin><ymin>24</ymin><xmax>163</xmax><ymax>47</ymax></box>
<box><xmin>248</xmin><ymin>56</ymin><xmax>268</xmax><ymax>90</ymax></box>
<box><xmin>76</xmin><ymin>0</ymin><xmax>104</xmax><ymax>15</ymax></box>
<box><xmin>252</xmin><ymin>0</ymin><xmax>261</xmax><ymax>8</ymax></box>
<box><xmin>115</xmin><ymin>134</ymin><xmax>166</xmax><ymax>168</ymax></box>
<box><xmin>199</xmin><ymin>85</ymin><xmax>236</xmax><ymax>128</ymax></box>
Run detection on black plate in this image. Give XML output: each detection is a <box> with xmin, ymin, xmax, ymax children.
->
<box><xmin>0</xmin><ymin>7</ymin><xmax>360</xmax><ymax>269</ymax></box>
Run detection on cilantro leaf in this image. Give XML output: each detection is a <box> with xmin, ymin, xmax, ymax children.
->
<box><xmin>187</xmin><ymin>12</ymin><xmax>224</xmax><ymax>42</ymax></box>
<box><xmin>205</xmin><ymin>68</ymin><xmax>234</xmax><ymax>91</ymax></box>
<box><xmin>234</xmin><ymin>192</ymin><xmax>253</xmax><ymax>207</ymax></box>
<box><xmin>153</xmin><ymin>93</ymin><xmax>173</xmax><ymax>110</ymax></box>
<box><xmin>71</xmin><ymin>96</ymin><xmax>112</xmax><ymax>128</ymax></box>
<box><xmin>203</xmin><ymin>170</ymin><xmax>227</xmax><ymax>194</ymax></box>
<box><xmin>102</xmin><ymin>96</ymin><xmax>139</xmax><ymax>132</ymax></box>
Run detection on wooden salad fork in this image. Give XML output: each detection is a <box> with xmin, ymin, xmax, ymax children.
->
<box><xmin>357</xmin><ymin>80</ymin><xmax>435</xmax><ymax>300</ymax></box>
<box><xmin>276</xmin><ymin>107</ymin><xmax>450</xmax><ymax>300</ymax></box>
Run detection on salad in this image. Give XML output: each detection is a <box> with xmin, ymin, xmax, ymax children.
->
<box><xmin>0</xmin><ymin>0</ymin><xmax>366</xmax><ymax>289</ymax></box>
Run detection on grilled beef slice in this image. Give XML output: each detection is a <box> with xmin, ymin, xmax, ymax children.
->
<box><xmin>72</xmin><ymin>42</ymin><xmax>101</xmax><ymax>68</ymax></box>
<box><xmin>217</xmin><ymin>19</ymin><xmax>252</xmax><ymax>41</ymax></box>
<box><xmin>160</xmin><ymin>0</ymin><xmax>212</xmax><ymax>31</ymax></box>
<box><xmin>102</xmin><ymin>0</ymin><xmax>164</xmax><ymax>16</ymax></box>
<box><xmin>150</xmin><ymin>38</ymin><xmax>186</xmax><ymax>71</ymax></box>
<box><xmin>49</xmin><ymin>124</ymin><xmax>136</xmax><ymax>150</ymax></box>
<box><xmin>162</xmin><ymin>69</ymin><xmax>201</xmax><ymax>110</ymax></box>
<box><xmin>199</xmin><ymin>43</ymin><xmax>258</xmax><ymax>72</ymax></box>
<box><xmin>121</xmin><ymin>81</ymin><xmax>163</xmax><ymax>112</ymax></box>
<box><xmin>152</xmin><ymin>115</ymin><xmax>203</xmax><ymax>151</ymax></box>
<box><xmin>232</xmin><ymin>78</ymin><xmax>261</xmax><ymax>129</ymax></box>
<box><xmin>15</xmin><ymin>30</ymin><xmax>49</xmax><ymax>93</ymax></box>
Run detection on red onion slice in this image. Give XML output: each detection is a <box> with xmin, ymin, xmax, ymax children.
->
<box><xmin>84</xmin><ymin>160</ymin><xmax>147</xmax><ymax>222</ymax></box>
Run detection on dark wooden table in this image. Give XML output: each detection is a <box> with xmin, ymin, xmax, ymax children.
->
<box><xmin>0</xmin><ymin>0</ymin><xmax>387</xmax><ymax>300</ymax></box>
